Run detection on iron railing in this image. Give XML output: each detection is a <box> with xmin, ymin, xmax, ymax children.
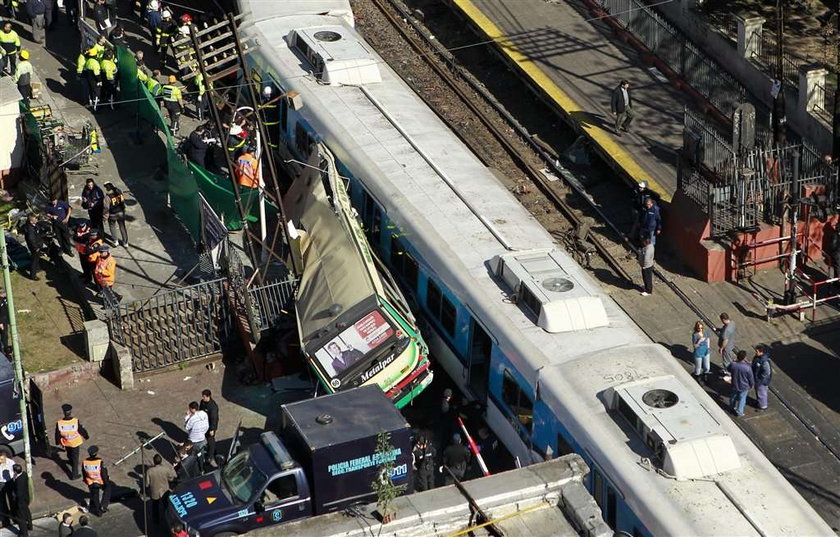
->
<box><xmin>597</xmin><ymin>0</ymin><xmax>744</xmax><ymax>116</ymax></box>
<box><xmin>751</xmin><ymin>31</ymin><xmax>802</xmax><ymax>90</ymax></box>
<box><xmin>106</xmin><ymin>279</ymin><xmax>230</xmax><ymax>372</ymax></box>
<box><xmin>812</xmin><ymin>82</ymin><xmax>834</xmax><ymax>124</ymax></box>
<box><xmin>249</xmin><ymin>278</ymin><xmax>299</xmax><ymax>332</ymax></box>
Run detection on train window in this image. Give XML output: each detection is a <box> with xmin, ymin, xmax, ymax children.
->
<box><xmin>593</xmin><ymin>470</ymin><xmax>604</xmax><ymax>508</ymax></box>
<box><xmin>294</xmin><ymin>122</ymin><xmax>313</xmax><ymax>158</ymax></box>
<box><xmin>361</xmin><ymin>192</ymin><xmax>381</xmax><ymax>245</ymax></box>
<box><xmin>440</xmin><ymin>297</ymin><xmax>456</xmax><ymax>336</ymax></box>
<box><xmin>469</xmin><ymin>321</ymin><xmax>492</xmax><ymax>364</ymax></box>
<box><xmin>501</xmin><ymin>370</ymin><xmax>533</xmax><ymax>433</ymax></box>
<box><xmin>281</xmin><ymin>95</ymin><xmax>288</xmax><ymax>131</ymax></box>
<box><xmin>427</xmin><ymin>279</ymin><xmax>442</xmax><ymax>318</ymax></box>
<box><xmin>606</xmin><ymin>488</ymin><xmax>617</xmax><ymax>527</ymax></box>
<box><xmin>555</xmin><ymin>433</ymin><xmax>574</xmax><ymax>456</ymax></box>
<box><xmin>390</xmin><ymin>236</ymin><xmax>403</xmax><ymax>268</ymax></box>
<box><xmin>403</xmin><ymin>254</ymin><xmax>419</xmax><ymax>290</ymax></box>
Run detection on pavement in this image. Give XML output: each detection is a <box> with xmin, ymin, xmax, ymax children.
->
<box><xmin>18</xmin><ymin>2</ymin><xmax>198</xmax><ymax>310</ymax></box>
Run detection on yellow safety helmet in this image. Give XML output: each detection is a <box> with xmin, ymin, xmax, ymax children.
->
<box><xmin>168</xmin><ymin>75</ymin><xmax>177</xmax><ymax>83</ymax></box>
<box><xmin>19</xmin><ymin>50</ymin><xmax>29</xmax><ymax>60</ymax></box>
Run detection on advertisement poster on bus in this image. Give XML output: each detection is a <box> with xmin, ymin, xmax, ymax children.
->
<box><xmin>314</xmin><ymin>310</ymin><xmax>394</xmax><ymax>378</ymax></box>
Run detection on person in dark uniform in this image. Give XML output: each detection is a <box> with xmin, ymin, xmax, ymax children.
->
<box><xmin>199</xmin><ymin>389</ymin><xmax>219</xmax><ymax>468</ymax></box>
<box><xmin>411</xmin><ymin>435</ymin><xmax>436</xmax><ymax>492</ymax></box>
<box><xmin>22</xmin><ymin>214</ymin><xmax>45</xmax><ymax>281</ymax></box>
<box><xmin>82</xmin><ymin>445</ymin><xmax>110</xmax><ymax>516</ymax></box>
<box><xmin>10</xmin><ymin>464</ymin><xmax>31</xmax><ymax>537</ymax></box>
<box><xmin>82</xmin><ymin>179</ymin><xmax>105</xmax><ymax>233</ymax></box>
<box><xmin>45</xmin><ymin>198</ymin><xmax>73</xmax><ymax>254</ymax></box>
<box><xmin>0</xmin><ymin>289</ymin><xmax>8</xmax><ymax>353</ymax></box>
<box><xmin>186</xmin><ymin>125</ymin><xmax>217</xmax><ymax>169</ymax></box>
<box><xmin>55</xmin><ymin>403</ymin><xmax>89</xmax><ymax>480</ymax></box>
<box><xmin>74</xmin><ymin>516</ymin><xmax>98</xmax><ymax>537</ymax></box>
<box><xmin>104</xmin><ymin>182</ymin><xmax>129</xmax><ymax>247</ymax></box>
<box><xmin>441</xmin><ymin>433</ymin><xmax>470</xmax><ymax>485</ymax></box>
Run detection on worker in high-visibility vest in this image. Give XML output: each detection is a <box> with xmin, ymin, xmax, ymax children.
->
<box><xmin>77</xmin><ymin>47</ymin><xmax>102</xmax><ymax>110</ymax></box>
<box><xmin>100</xmin><ymin>49</ymin><xmax>118</xmax><ymax>110</ymax></box>
<box><xmin>0</xmin><ymin>21</ymin><xmax>21</xmax><ymax>75</ymax></box>
<box><xmin>54</xmin><ymin>403</ymin><xmax>90</xmax><ymax>480</ymax></box>
<box><xmin>94</xmin><ymin>245</ymin><xmax>118</xmax><ymax>305</ymax></box>
<box><xmin>82</xmin><ymin>445</ymin><xmax>111</xmax><ymax>516</ymax></box>
<box><xmin>161</xmin><ymin>74</ymin><xmax>183</xmax><ymax>134</ymax></box>
<box><xmin>14</xmin><ymin>49</ymin><xmax>32</xmax><ymax>102</ymax></box>
<box><xmin>235</xmin><ymin>150</ymin><xmax>259</xmax><ymax>189</ymax></box>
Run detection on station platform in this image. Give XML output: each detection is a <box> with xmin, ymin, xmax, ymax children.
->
<box><xmin>449</xmin><ymin>0</ymin><xmax>694</xmax><ymax>200</ymax></box>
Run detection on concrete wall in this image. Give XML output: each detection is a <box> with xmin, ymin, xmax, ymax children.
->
<box><xmin>655</xmin><ymin>0</ymin><xmax>832</xmax><ymax>154</ymax></box>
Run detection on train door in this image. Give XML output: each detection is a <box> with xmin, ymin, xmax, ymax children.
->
<box><xmin>591</xmin><ymin>466</ymin><xmax>617</xmax><ymax>529</ymax></box>
<box><xmin>467</xmin><ymin>319</ymin><xmax>491</xmax><ymax>401</ymax></box>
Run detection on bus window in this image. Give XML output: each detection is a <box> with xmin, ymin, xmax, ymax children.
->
<box><xmin>606</xmin><ymin>487</ymin><xmax>617</xmax><ymax>527</ymax></box>
<box><xmin>468</xmin><ymin>320</ymin><xmax>491</xmax><ymax>399</ymax></box>
<box><xmin>501</xmin><ymin>370</ymin><xmax>533</xmax><ymax>433</ymax></box>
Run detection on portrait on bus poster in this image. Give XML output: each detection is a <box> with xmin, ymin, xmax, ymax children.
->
<box><xmin>314</xmin><ymin>310</ymin><xmax>395</xmax><ymax>377</ymax></box>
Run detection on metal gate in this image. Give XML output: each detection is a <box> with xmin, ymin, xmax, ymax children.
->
<box><xmin>107</xmin><ymin>279</ymin><xmax>230</xmax><ymax>372</ymax></box>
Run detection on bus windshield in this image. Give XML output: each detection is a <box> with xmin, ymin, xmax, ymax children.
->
<box><xmin>221</xmin><ymin>450</ymin><xmax>268</xmax><ymax>504</ymax></box>
<box><xmin>312</xmin><ymin>309</ymin><xmax>395</xmax><ymax>379</ymax></box>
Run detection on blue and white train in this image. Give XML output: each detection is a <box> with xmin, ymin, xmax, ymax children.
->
<box><xmin>236</xmin><ymin>0</ymin><xmax>833</xmax><ymax>534</ymax></box>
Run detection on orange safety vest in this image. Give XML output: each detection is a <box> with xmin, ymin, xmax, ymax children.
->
<box><xmin>235</xmin><ymin>152</ymin><xmax>259</xmax><ymax>189</ymax></box>
<box><xmin>95</xmin><ymin>255</ymin><xmax>116</xmax><ymax>287</ymax></box>
<box><xmin>87</xmin><ymin>238</ymin><xmax>104</xmax><ymax>263</ymax></box>
<box><xmin>57</xmin><ymin>418</ymin><xmax>83</xmax><ymax>448</ymax></box>
<box><xmin>74</xmin><ymin>230</ymin><xmax>89</xmax><ymax>253</ymax></box>
<box><xmin>83</xmin><ymin>458</ymin><xmax>104</xmax><ymax>485</ymax></box>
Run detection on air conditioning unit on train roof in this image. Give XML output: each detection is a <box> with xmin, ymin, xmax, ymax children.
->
<box><xmin>491</xmin><ymin>249</ymin><xmax>608</xmax><ymax>333</ymax></box>
<box><xmin>606</xmin><ymin>376</ymin><xmax>741</xmax><ymax>480</ymax></box>
<box><xmin>288</xmin><ymin>26</ymin><xmax>381</xmax><ymax>86</ymax></box>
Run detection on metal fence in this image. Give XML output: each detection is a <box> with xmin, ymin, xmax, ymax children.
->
<box><xmin>107</xmin><ymin>279</ymin><xmax>230</xmax><ymax>372</ymax></box>
<box><xmin>751</xmin><ymin>31</ymin><xmax>800</xmax><ymax>89</ymax></box>
<box><xmin>598</xmin><ymin>0</ymin><xmax>744</xmax><ymax>116</ymax></box>
<box><xmin>680</xmin><ymin>110</ymin><xmax>838</xmax><ymax>236</ymax></box>
<box><xmin>249</xmin><ymin>279</ymin><xmax>299</xmax><ymax>332</ymax></box>
<box><xmin>813</xmin><ymin>82</ymin><xmax>834</xmax><ymax>124</ymax></box>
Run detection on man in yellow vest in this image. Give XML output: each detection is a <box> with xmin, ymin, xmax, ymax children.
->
<box><xmin>14</xmin><ymin>49</ymin><xmax>32</xmax><ymax>102</ymax></box>
<box><xmin>100</xmin><ymin>49</ymin><xmax>118</xmax><ymax>110</ymax></box>
<box><xmin>77</xmin><ymin>47</ymin><xmax>101</xmax><ymax>110</ymax></box>
<box><xmin>161</xmin><ymin>74</ymin><xmax>183</xmax><ymax>134</ymax></box>
<box><xmin>54</xmin><ymin>403</ymin><xmax>89</xmax><ymax>480</ymax></box>
<box><xmin>82</xmin><ymin>445</ymin><xmax>111</xmax><ymax>516</ymax></box>
<box><xmin>0</xmin><ymin>21</ymin><xmax>21</xmax><ymax>75</ymax></box>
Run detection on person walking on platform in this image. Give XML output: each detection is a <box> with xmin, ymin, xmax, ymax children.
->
<box><xmin>58</xmin><ymin>513</ymin><xmax>74</xmax><ymax>536</ymax></box>
<box><xmin>751</xmin><ymin>344</ymin><xmax>772</xmax><ymax>411</ymax></box>
<box><xmin>25</xmin><ymin>0</ymin><xmax>46</xmax><ymax>44</ymax></box>
<box><xmin>13</xmin><ymin>49</ymin><xmax>32</xmax><ymax>102</ymax></box>
<box><xmin>183</xmin><ymin>401</ymin><xmax>209</xmax><ymax>458</ymax></box>
<box><xmin>0</xmin><ymin>451</ymin><xmax>14</xmax><ymax>527</ymax></box>
<box><xmin>11</xmin><ymin>464</ymin><xmax>31</xmax><ymax>537</ymax></box>
<box><xmin>83</xmin><ymin>446</ymin><xmax>111</xmax><ymax>516</ymax></box>
<box><xmin>77</xmin><ymin>48</ymin><xmax>102</xmax><ymax>110</ymax></box>
<box><xmin>44</xmin><ymin>0</ymin><xmax>56</xmax><ymax>31</ymax></box>
<box><xmin>161</xmin><ymin>75</ymin><xmax>183</xmax><ymax>135</ymax></box>
<box><xmin>0</xmin><ymin>21</ymin><xmax>21</xmax><ymax>75</ymax></box>
<box><xmin>610</xmin><ymin>79</ymin><xmax>634</xmax><ymax>135</ymax></box>
<box><xmin>717</xmin><ymin>312</ymin><xmax>736</xmax><ymax>377</ymax></box>
<box><xmin>55</xmin><ymin>403</ymin><xmax>89</xmax><ymax>480</ymax></box>
<box><xmin>155</xmin><ymin>9</ymin><xmax>176</xmax><ymax>67</ymax></box>
<box><xmin>638</xmin><ymin>237</ymin><xmax>654</xmax><ymax>296</ymax></box>
<box><xmin>99</xmin><ymin>49</ymin><xmax>118</xmax><ymax>110</ymax></box>
<box><xmin>94</xmin><ymin>246</ymin><xmax>117</xmax><ymax>305</ymax></box>
<box><xmin>65</xmin><ymin>0</ymin><xmax>78</xmax><ymax>26</ymax></box>
<box><xmin>187</xmin><ymin>124</ymin><xmax>216</xmax><ymax>170</ymax></box>
<box><xmin>727</xmin><ymin>350</ymin><xmax>754</xmax><ymax>418</ymax></box>
<box><xmin>104</xmin><ymin>182</ymin><xmax>129</xmax><ymax>247</ymax></box>
<box><xmin>145</xmin><ymin>454</ymin><xmax>176</xmax><ymax>525</ymax></box>
<box><xmin>45</xmin><ymin>197</ymin><xmax>74</xmax><ymax>254</ymax></box>
<box><xmin>92</xmin><ymin>0</ymin><xmax>113</xmax><ymax>35</ymax></box>
<box><xmin>22</xmin><ymin>215</ymin><xmax>44</xmax><ymax>281</ymax></box>
<box><xmin>75</xmin><ymin>516</ymin><xmax>98</xmax><ymax>537</ymax></box>
<box><xmin>84</xmin><ymin>230</ymin><xmax>105</xmax><ymax>286</ymax></box>
<box><xmin>691</xmin><ymin>320</ymin><xmax>711</xmax><ymax>382</ymax></box>
<box><xmin>199</xmin><ymin>389</ymin><xmax>219</xmax><ymax>468</ymax></box>
<box><xmin>73</xmin><ymin>221</ymin><xmax>93</xmax><ymax>283</ymax></box>
<box><xmin>638</xmin><ymin>197</ymin><xmax>661</xmax><ymax>245</ymax></box>
<box><xmin>82</xmin><ymin>178</ymin><xmax>105</xmax><ymax>233</ymax></box>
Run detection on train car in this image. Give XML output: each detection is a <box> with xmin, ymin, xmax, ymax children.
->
<box><xmin>285</xmin><ymin>143</ymin><xmax>432</xmax><ymax>408</ymax></box>
<box><xmin>235</xmin><ymin>1</ymin><xmax>834</xmax><ymax>534</ymax></box>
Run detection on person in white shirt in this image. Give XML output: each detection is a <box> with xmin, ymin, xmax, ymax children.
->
<box><xmin>183</xmin><ymin>401</ymin><xmax>209</xmax><ymax>457</ymax></box>
<box><xmin>0</xmin><ymin>452</ymin><xmax>15</xmax><ymax>527</ymax></box>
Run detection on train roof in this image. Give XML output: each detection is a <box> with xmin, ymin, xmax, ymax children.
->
<box><xmin>237</xmin><ymin>1</ymin><xmax>831</xmax><ymax>534</ymax></box>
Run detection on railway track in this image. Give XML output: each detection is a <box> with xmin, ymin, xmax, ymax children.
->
<box><xmin>359</xmin><ymin>0</ymin><xmax>840</xmax><ymax>490</ymax></box>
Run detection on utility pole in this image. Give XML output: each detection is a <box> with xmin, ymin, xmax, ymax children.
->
<box><xmin>772</xmin><ymin>0</ymin><xmax>787</xmax><ymax>148</ymax></box>
<box><xmin>0</xmin><ymin>233</ymin><xmax>32</xmax><ymax>491</ymax></box>
<box><xmin>785</xmin><ymin>150</ymin><xmax>801</xmax><ymax>305</ymax></box>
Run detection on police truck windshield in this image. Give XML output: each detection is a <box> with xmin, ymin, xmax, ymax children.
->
<box><xmin>312</xmin><ymin>310</ymin><xmax>395</xmax><ymax>379</ymax></box>
<box><xmin>222</xmin><ymin>451</ymin><xmax>268</xmax><ymax>503</ymax></box>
